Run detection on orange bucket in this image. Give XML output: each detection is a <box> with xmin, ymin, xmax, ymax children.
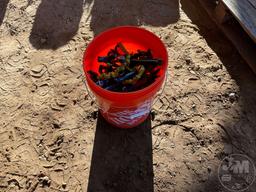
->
<box><xmin>83</xmin><ymin>26</ymin><xmax>168</xmax><ymax>128</ymax></box>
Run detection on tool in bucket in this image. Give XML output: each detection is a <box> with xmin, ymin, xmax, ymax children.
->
<box><xmin>87</xmin><ymin>42</ymin><xmax>163</xmax><ymax>92</ymax></box>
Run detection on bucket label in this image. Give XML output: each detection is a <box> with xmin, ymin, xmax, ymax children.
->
<box><xmin>106</xmin><ymin>101</ymin><xmax>151</xmax><ymax>126</ymax></box>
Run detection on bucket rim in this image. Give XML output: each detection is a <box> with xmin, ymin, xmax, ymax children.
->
<box><xmin>83</xmin><ymin>25</ymin><xmax>168</xmax><ymax>97</ymax></box>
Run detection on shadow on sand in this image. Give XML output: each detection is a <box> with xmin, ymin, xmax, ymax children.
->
<box><xmin>29</xmin><ymin>0</ymin><xmax>84</xmax><ymax>49</ymax></box>
<box><xmin>87</xmin><ymin>113</ymin><xmax>153</xmax><ymax>192</ymax></box>
<box><xmin>0</xmin><ymin>0</ymin><xmax>9</xmax><ymax>26</ymax></box>
<box><xmin>180</xmin><ymin>0</ymin><xmax>256</xmax><ymax>191</ymax></box>
<box><xmin>29</xmin><ymin>0</ymin><xmax>179</xmax><ymax>49</ymax></box>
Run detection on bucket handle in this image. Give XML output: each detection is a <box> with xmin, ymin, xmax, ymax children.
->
<box><xmin>82</xmin><ymin>77</ymin><xmax>99</xmax><ymax>107</ymax></box>
<box><xmin>152</xmin><ymin>70</ymin><xmax>169</xmax><ymax>107</ymax></box>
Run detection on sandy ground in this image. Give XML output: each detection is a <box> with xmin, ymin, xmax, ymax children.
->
<box><xmin>0</xmin><ymin>0</ymin><xmax>256</xmax><ymax>191</ymax></box>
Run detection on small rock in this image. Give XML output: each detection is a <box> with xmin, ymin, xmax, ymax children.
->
<box><xmin>189</xmin><ymin>77</ymin><xmax>199</xmax><ymax>81</ymax></box>
<box><xmin>193</xmin><ymin>65</ymin><xmax>200</xmax><ymax>71</ymax></box>
<box><xmin>9</xmin><ymin>182</ymin><xmax>16</xmax><ymax>188</ymax></box>
<box><xmin>52</xmin><ymin>121</ymin><xmax>61</xmax><ymax>129</ymax></box>
<box><xmin>55</xmin><ymin>152</ymin><xmax>62</xmax><ymax>157</ymax></box>
<box><xmin>30</xmin><ymin>66</ymin><xmax>46</xmax><ymax>78</ymax></box>
<box><xmin>41</xmin><ymin>176</ymin><xmax>49</xmax><ymax>181</ymax></box>
<box><xmin>210</xmin><ymin>65</ymin><xmax>221</xmax><ymax>72</ymax></box>
<box><xmin>229</xmin><ymin>92</ymin><xmax>236</xmax><ymax>102</ymax></box>
<box><xmin>185</xmin><ymin>58</ymin><xmax>191</xmax><ymax>65</ymax></box>
<box><xmin>169</xmin><ymin>171</ymin><xmax>176</xmax><ymax>177</ymax></box>
<box><xmin>39</xmin><ymin>175</ymin><xmax>51</xmax><ymax>187</ymax></box>
<box><xmin>229</xmin><ymin>92</ymin><xmax>235</xmax><ymax>97</ymax></box>
<box><xmin>51</xmin><ymin>103</ymin><xmax>62</xmax><ymax>111</ymax></box>
<box><xmin>174</xmin><ymin>64</ymin><xmax>182</xmax><ymax>69</ymax></box>
<box><xmin>62</xmin><ymin>182</ymin><xmax>67</xmax><ymax>189</ymax></box>
<box><xmin>31</xmin><ymin>84</ymin><xmax>37</xmax><ymax>92</ymax></box>
<box><xmin>91</xmin><ymin>111</ymin><xmax>98</xmax><ymax>119</ymax></box>
<box><xmin>39</xmin><ymin>155</ymin><xmax>46</xmax><ymax>161</ymax></box>
<box><xmin>164</xmin><ymin>131</ymin><xmax>169</xmax><ymax>136</ymax></box>
<box><xmin>207</xmin><ymin>166</ymin><xmax>212</xmax><ymax>173</ymax></box>
<box><xmin>31</xmin><ymin>64</ymin><xmax>44</xmax><ymax>74</ymax></box>
<box><xmin>199</xmin><ymin>140</ymin><xmax>205</xmax><ymax>146</ymax></box>
<box><xmin>56</xmin><ymin>98</ymin><xmax>68</xmax><ymax>107</ymax></box>
<box><xmin>150</xmin><ymin>111</ymin><xmax>156</xmax><ymax>121</ymax></box>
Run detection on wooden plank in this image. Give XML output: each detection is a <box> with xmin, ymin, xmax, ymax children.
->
<box><xmin>215</xmin><ymin>1</ymin><xmax>230</xmax><ymax>24</ymax></box>
<box><xmin>248</xmin><ymin>0</ymin><xmax>256</xmax><ymax>9</ymax></box>
<box><xmin>198</xmin><ymin>0</ymin><xmax>256</xmax><ymax>74</ymax></box>
<box><xmin>222</xmin><ymin>0</ymin><xmax>256</xmax><ymax>43</ymax></box>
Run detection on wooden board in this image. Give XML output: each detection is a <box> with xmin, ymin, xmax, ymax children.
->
<box><xmin>222</xmin><ymin>0</ymin><xmax>256</xmax><ymax>43</ymax></box>
<box><xmin>248</xmin><ymin>0</ymin><xmax>256</xmax><ymax>9</ymax></box>
<box><xmin>198</xmin><ymin>0</ymin><xmax>256</xmax><ymax>74</ymax></box>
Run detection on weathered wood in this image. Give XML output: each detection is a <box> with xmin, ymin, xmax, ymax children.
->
<box><xmin>248</xmin><ymin>0</ymin><xmax>256</xmax><ymax>9</ymax></box>
<box><xmin>215</xmin><ymin>1</ymin><xmax>230</xmax><ymax>24</ymax></box>
<box><xmin>222</xmin><ymin>0</ymin><xmax>256</xmax><ymax>43</ymax></box>
<box><xmin>198</xmin><ymin>0</ymin><xmax>256</xmax><ymax>74</ymax></box>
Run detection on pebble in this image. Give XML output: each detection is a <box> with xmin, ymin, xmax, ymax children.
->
<box><xmin>229</xmin><ymin>92</ymin><xmax>236</xmax><ymax>102</ymax></box>
<box><xmin>56</xmin><ymin>98</ymin><xmax>68</xmax><ymax>107</ymax></box>
<box><xmin>55</xmin><ymin>152</ymin><xmax>62</xmax><ymax>157</ymax></box>
<box><xmin>169</xmin><ymin>171</ymin><xmax>176</xmax><ymax>177</ymax></box>
<box><xmin>174</xmin><ymin>64</ymin><xmax>182</xmax><ymax>69</ymax></box>
<box><xmin>185</xmin><ymin>58</ymin><xmax>191</xmax><ymax>65</ymax></box>
<box><xmin>207</xmin><ymin>166</ymin><xmax>212</xmax><ymax>173</ymax></box>
<box><xmin>9</xmin><ymin>182</ymin><xmax>16</xmax><ymax>188</ymax></box>
<box><xmin>31</xmin><ymin>64</ymin><xmax>44</xmax><ymax>74</ymax></box>
<box><xmin>150</xmin><ymin>111</ymin><xmax>156</xmax><ymax>121</ymax></box>
<box><xmin>210</xmin><ymin>65</ymin><xmax>219</xmax><ymax>72</ymax></box>
<box><xmin>92</xmin><ymin>111</ymin><xmax>98</xmax><ymax>119</ymax></box>
<box><xmin>39</xmin><ymin>175</ymin><xmax>51</xmax><ymax>187</ymax></box>
<box><xmin>39</xmin><ymin>155</ymin><xmax>46</xmax><ymax>161</ymax></box>
<box><xmin>30</xmin><ymin>65</ymin><xmax>46</xmax><ymax>78</ymax></box>
<box><xmin>189</xmin><ymin>77</ymin><xmax>199</xmax><ymax>81</ymax></box>
<box><xmin>170</xmin><ymin>142</ymin><xmax>175</xmax><ymax>148</ymax></box>
<box><xmin>62</xmin><ymin>182</ymin><xmax>67</xmax><ymax>189</ymax></box>
<box><xmin>51</xmin><ymin>103</ymin><xmax>62</xmax><ymax>111</ymax></box>
<box><xmin>193</xmin><ymin>65</ymin><xmax>200</xmax><ymax>71</ymax></box>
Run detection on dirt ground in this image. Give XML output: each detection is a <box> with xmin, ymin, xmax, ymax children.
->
<box><xmin>0</xmin><ymin>0</ymin><xmax>256</xmax><ymax>192</ymax></box>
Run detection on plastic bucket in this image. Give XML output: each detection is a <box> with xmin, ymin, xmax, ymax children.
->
<box><xmin>83</xmin><ymin>26</ymin><xmax>168</xmax><ymax>128</ymax></box>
